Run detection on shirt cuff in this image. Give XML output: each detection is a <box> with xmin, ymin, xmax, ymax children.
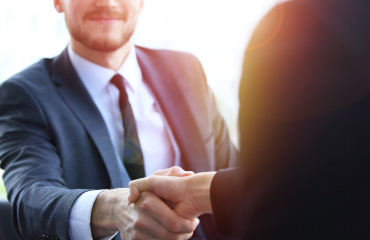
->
<box><xmin>68</xmin><ymin>190</ymin><xmax>118</xmax><ymax>240</ymax></box>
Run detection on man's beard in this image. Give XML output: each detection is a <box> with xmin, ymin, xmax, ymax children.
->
<box><xmin>66</xmin><ymin>18</ymin><xmax>134</xmax><ymax>52</ymax></box>
<box><xmin>68</xmin><ymin>27</ymin><xmax>133</xmax><ymax>52</ymax></box>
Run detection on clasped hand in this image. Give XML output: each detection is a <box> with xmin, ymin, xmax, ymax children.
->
<box><xmin>129</xmin><ymin>167</ymin><xmax>216</xmax><ymax>221</ymax></box>
<box><xmin>91</xmin><ymin>167</ymin><xmax>201</xmax><ymax>240</ymax></box>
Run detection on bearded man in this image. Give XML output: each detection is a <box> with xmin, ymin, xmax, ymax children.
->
<box><xmin>0</xmin><ymin>0</ymin><xmax>237</xmax><ymax>239</ymax></box>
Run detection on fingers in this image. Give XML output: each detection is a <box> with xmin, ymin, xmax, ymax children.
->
<box><xmin>137</xmin><ymin>192</ymin><xmax>199</xmax><ymax>234</ymax></box>
<box><xmin>131</xmin><ymin>214</ymin><xmax>197</xmax><ymax>240</ymax></box>
<box><xmin>91</xmin><ymin>189</ymin><xmax>197</xmax><ymax>240</ymax></box>
<box><xmin>121</xmin><ymin>230</ymin><xmax>159</xmax><ymax>240</ymax></box>
<box><xmin>152</xmin><ymin>166</ymin><xmax>194</xmax><ymax>177</ymax></box>
<box><xmin>128</xmin><ymin>175</ymin><xmax>179</xmax><ymax>204</ymax></box>
<box><xmin>129</xmin><ymin>176</ymin><xmax>154</xmax><ymax>204</ymax></box>
<box><xmin>129</xmin><ymin>167</ymin><xmax>194</xmax><ymax>204</ymax></box>
<box><xmin>122</xmin><ymin>230</ymin><xmax>194</xmax><ymax>240</ymax></box>
<box><xmin>128</xmin><ymin>192</ymin><xmax>199</xmax><ymax>239</ymax></box>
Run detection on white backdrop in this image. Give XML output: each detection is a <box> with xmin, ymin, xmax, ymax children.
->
<box><xmin>0</xmin><ymin>0</ymin><xmax>281</xmax><ymax>147</ymax></box>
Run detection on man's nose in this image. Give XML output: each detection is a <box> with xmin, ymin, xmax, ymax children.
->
<box><xmin>95</xmin><ymin>0</ymin><xmax>120</xmax><ymax>8</ymax></box>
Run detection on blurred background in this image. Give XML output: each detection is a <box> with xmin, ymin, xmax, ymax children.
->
<box><xmin>0</xmin><ymin>0</ymin><xmax>281</xmax><ymax>199</ymax></box>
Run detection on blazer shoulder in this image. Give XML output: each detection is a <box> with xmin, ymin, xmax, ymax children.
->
<box><xmin>1</xmin><ymin>58</ymin><xmax>53</xmax><ymax>89</ymax></box>
<box><xmin>135</xmin><ymin>45</ymin><xmax>200</xmax><ymax>65</ymax></box>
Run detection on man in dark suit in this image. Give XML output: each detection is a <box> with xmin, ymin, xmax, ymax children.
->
<box><xmin>0</xmin><ymin>0</ymin><xmax>237</xmax><ymax>239</ymax></box>
<box><xmin>129</xmin><ymin>0</ymin><xmax>370</xmax><ymax>239</ymax></box>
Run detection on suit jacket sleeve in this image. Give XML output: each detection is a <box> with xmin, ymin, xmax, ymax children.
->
<box><xmin>0</xmin><ymin>79</ymin><xmax>89</xmax><ymax>240</ymax></box>
<box><xmin>211</xmin><ymin>1</ymin><xmax>370</xmax><ymax>239</ymax></box>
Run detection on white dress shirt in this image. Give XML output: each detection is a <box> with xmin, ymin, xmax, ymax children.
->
<box><xmin>67</xmin><ymin>43</ymin><xmax>180</xmax><ymax>240</ymax></box>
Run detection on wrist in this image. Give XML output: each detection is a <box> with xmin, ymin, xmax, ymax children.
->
<box><xmin>187</xmin><ymin>172</ymin><xmax>216</xmax><ymax>215</ymax></box>
<box><xmin>90</xmin><ymin>189</ymin><xmax>129</xmax><ymax>238</ymax></box>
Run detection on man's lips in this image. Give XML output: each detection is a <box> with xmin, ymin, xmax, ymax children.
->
<box><xmin>84</xmin><ymin>11</ymin><xmax>125</xmax><ymax>23</ymax></box>
<box><xmin>88</xmin><ymin>17</ymin><xmax>122</xmax><ymax>24</ymax></box>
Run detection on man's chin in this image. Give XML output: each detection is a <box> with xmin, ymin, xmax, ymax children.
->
<box><xmin>72</xmin><ymin>33</ymin><xmax>130</xmax><ymax>52</ymax></box>
<box><xmin>83</xmin><ymin>40</ymin><xmax>127</xmax><ymax>52</ymax></box>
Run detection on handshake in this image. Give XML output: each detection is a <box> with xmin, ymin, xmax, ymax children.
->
<box><xmin>129</xmin><ymin>167</ymin><xmax>216</xmax><ymax>219</ymax></box>
<box><xmin>91</xmin><ymin>167</ymin><xmax>216</xmax><ymax>240</ymax></box>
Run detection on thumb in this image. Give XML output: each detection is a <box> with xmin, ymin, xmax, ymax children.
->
<box><xmin>152</xmin><ymin>166</ymin><xmax>194</xmax><ymax>177</ymax></box>
<box><xmin>128</xmin><ymin>176</ymin><xmax>155</xmax><ymax>204</ymax></box>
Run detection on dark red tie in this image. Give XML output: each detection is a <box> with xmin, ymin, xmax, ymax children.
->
<box><xmin>111</xmin><ymin>74</ymin><xmax>145</xmax><ymax>180</ymax></box>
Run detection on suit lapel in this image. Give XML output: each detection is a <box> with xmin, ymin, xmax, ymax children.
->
<box><xmin>135</xmin><ymin>47</ymin><xmax>210</xmax><ymax>172</ymax></box>
<box><xmin>51</xmin><ymin>49</ymin><xmax>124</xmax><ymax>188</ymax></box>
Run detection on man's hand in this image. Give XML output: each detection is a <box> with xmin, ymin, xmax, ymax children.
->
<box><xmin>90</xmin><ymin>167</ymin><xmax>198</xmax><ymax>240</ymax></box>
<box><xmin>151</xmin><ymin>166</ymin><xmax>194</xmax><ymax>177</ymax></box>
<box><xmin>90</xmin><ymin>188</ymin><xmax>198</xmax><ymax>240</ymax></box>
<box><xmin>129</xmin><ymin>167</ymin><xmax>217</xmax><ymax>219</ymax></box>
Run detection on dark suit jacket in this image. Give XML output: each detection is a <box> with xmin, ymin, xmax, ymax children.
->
<box><xmin>211</xmin><ymin>0</ymin><xmax>370</xmax><ymax>239</ymax></box>
<box><xmin>0</xmin><ymin>46</ymin><xmax>237</xmax><ymax>240</ymax></box>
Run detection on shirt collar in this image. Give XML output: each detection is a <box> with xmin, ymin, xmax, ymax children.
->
<box><xmin>116</xmin><ymin>44</ymin><xmax>142</xmax><ymax>92</ymax></box>
<box><xmin>67</xmin><ymin>43</ymin><xmax>142</xmax><ymax>98</ymax></box>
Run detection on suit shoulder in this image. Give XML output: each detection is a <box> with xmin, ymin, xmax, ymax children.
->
<box><xmin>1</xmin><ymin>58</ymin><xmax>53</xmax><ymax>88</ymax></box>
<box><xmin>135</xmin><ymin>45</ymin><xmax>200</xmax><ymax>64</ymax></box>
<box><xmin>135</xmin><ymin>45</ymin><xmax>205</xmax><ymax>79</ymax></box>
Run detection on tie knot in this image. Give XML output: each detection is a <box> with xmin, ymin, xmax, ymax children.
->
<box><xmin>110</xmin><ymin>74</ymin><xmax>125</xmax><ymax>91</ymax></box>
<box><xmin>111</xmin><ymin>74</ymin><xmax>130</xmax><ymax>109</ymax></box>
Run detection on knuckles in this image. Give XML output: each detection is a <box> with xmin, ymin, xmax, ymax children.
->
<box><xmin>169</xmin><ymin>166</ymin><xmax>183</xmax><ymax>176</ymax></box>
<box><xmin>138</xmin><ymin>199</ymin><xmax>152</xmax><ymax>213</ymax></box>
<box><xmin>160</xmin><ymin>232</ymin><xmax>191</xmax><ymax>240</ymax></box>
<box><xmin>167</xmin><ymin>218</ymin><xmax>180</xmax><ymax>232</ymax></box>
<box><xmin>130</xmin><ymin>231</ymin><xmax>142</xmax><ymax>240</ymax></box>
<box><xmin>132</xmin><ymin>218</ymin><xmax>146</xmax><ymax>231</ymax></box>
<box><xmin>128</xmin><ymin>190</ymin><xmax>195</xmax><ymax>240</ymax></box>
